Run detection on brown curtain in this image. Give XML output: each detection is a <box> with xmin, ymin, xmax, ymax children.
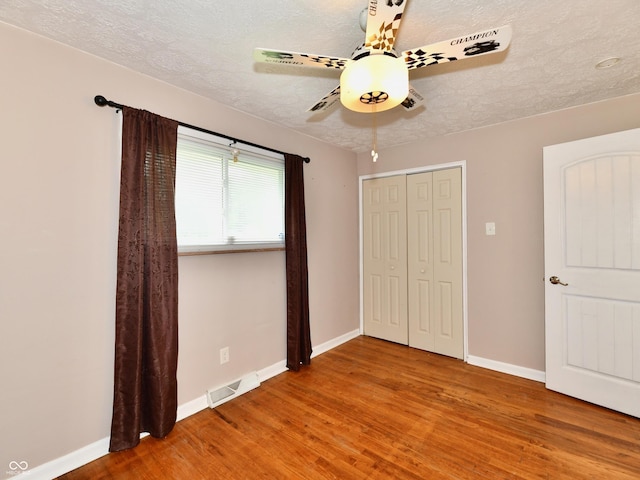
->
<box><xmin>284</xmin><ymin>154</ymin><xmax>312</xmax><ymax>371</ymax></box>
<box><xmin>109</xmin><ymin>107</ymin><xmax>180</xmax><ymax>452</ymax></box>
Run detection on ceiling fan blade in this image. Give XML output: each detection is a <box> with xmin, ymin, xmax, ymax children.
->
<box><xmin>402</xmin><ymin>25</ymin><xmax>512</xmax><ymax>70</ymax></box>
<box><xmin>307</xmin><ymin>86</ymin><xmax>342</xmax><ymax>112</ymax></box>
<box><xmin>400</xmin><ymin>84</ymin><xmax>425</xmax><ymax>111</ymax></box>
<box><xmin>364</xmin><ymin>0</ymin><xmax>408</xmax><ymax>53</ymax></box>
<box><xmin>254</xmin><ymin>48</ymin><xmax>350</xmax><ymax>70</ymax></box>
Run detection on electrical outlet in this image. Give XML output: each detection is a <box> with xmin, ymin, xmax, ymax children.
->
<box><xmin>220</xmin><ymin>346</ymin><xmax>230</xmax><ymax>365</ymax></box>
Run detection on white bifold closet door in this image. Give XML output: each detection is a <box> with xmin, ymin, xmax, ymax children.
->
<box><xmin>362</xmin><ymin>174</ymin><xmax>409</xmax><ymax>345</ymax></box>
<box><xmin>363</xmin><ymin>168</ymin><xmax>463</xmax><ymax>359</ymax></box>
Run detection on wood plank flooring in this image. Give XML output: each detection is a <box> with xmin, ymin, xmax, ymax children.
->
<box><xmin>59</xmin><ymin>336</ymin><xmax>640</xmax><ymax>479</ymax></box>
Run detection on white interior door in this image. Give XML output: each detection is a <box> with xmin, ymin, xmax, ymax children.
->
<box><xmin>544</xmin><ymin>128</ymin><xmax>640</xmax><ymax>418</ymax></box>
<box><xmin>407</xmin><ymin>169</ymin><xmax>463</xmax><ymax>358</ymax></box>
<box><xmin>362</xmin><ymin>175</ymin><xmax>408</xmax><ymax>344</ymax></box>
<box><xmin>407</xmin><ymin>172</ymin><xmax>434</xmax><ymax>350</ymax></box>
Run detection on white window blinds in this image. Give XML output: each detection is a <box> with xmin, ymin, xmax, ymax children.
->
<box><xmin>175</xmin><ymin>127</ymin><xmax>285</xmax><ymax>253</ymax></box>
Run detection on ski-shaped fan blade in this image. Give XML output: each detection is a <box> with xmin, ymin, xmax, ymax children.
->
<box><xmin>364</xmin><ymin>0</ymin><xmax>408</xmax><ymax>53</ymax></box>
<box><xmin>400</xmin><ymin>84</ymin><xmax>425</xmax><ymax>111</ymax></box>
<box><xmin>402</xmin><ymin>25</ymin><xmax>512</xmax><ymax>70</ymax></box>
<box><xmin>307</xmin><ymin>86</ymin><xmax>341</xmax><ymax>112</ymax></box>
<box><xmin>254</xmin><ymin>48</ymin><xmax>350</xmax><ymax>70</ymax></box>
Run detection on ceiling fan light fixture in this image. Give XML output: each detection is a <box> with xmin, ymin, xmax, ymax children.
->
<box><xmin>340</xmin><ymin>54</ymin><xmax>408</xmax><ymax>113</ymax></box>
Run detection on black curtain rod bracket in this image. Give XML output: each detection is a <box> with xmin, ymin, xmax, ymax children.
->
<box><xmin>94</xmin><ymin>95</ymin><xmax>310</xmax><ymax>163</ymax></box>
<box><xmin>94</xmin><ymin>95</ymin><xmax>124</xmax><ymax>110</ymax></box>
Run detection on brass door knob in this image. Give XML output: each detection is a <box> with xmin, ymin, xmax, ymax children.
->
<box><xmin>549</xmin><ymin>276</ymin><xmax>568</xmax><ymax>286</ymax></box>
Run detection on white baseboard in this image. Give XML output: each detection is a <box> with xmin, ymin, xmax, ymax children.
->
<box><xmin>256</xmin><ymin>328</ymin><xmax>360</xmax><ymax>383</ymax></box>
<box><xmin>19</xmin><ymin>437</ymin><xmax>110</xmax><ymax>480</ymax></box>
<box><xmin>177</xmin><ymin>394</ymin><xmax>209</xmax><ymax>421</ymax></box>
<box><xmin>257</xmin><ymin>360</ymin><xmax>287</xmax><ymax>382</ymax></box>
<box><xmin>312</xmin><ymin>329</ymin><xmax>360</xmax><ymax>358</ymax></box>
<box><xmin>27</xmin><ymin>329</ymin><xmax>361</xmax><ymax>480</ymax></box>
<box><xmin>467</xmin><ymin>355</ymin><xmax>546</xmax><ymax>383</ymax></box>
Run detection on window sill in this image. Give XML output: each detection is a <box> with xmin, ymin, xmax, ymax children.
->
<box><xmin>178</xmin><ymin>247</ymin><xmax>285</xmax><ymax>256</ymax></box>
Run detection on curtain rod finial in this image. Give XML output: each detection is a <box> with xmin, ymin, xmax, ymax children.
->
<box><xmin>94</xmin><ymin>95</ymin><xmax>108</xmax><ymax>107</ymax></box>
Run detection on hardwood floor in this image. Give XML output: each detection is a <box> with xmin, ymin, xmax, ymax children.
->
<box><xmin>59</xmin><ymin>336</ymin><xmax>640</xmax><ymax>479</ymax></box>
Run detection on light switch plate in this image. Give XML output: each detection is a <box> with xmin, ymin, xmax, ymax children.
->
<box><xmin>485</xmin><ymin>222</ymin><xmax>496</xmax><ymax>236</ymax></box>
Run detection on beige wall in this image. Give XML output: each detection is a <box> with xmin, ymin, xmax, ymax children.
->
<box><xmin>0</xmin><ymin>22</ymin><xmax>359</xmax><ymax>475</ymax></box>
<box><xmin>357</xmin><ymin>93</ymin><xmax>640</xmax><ymax>371</ymax></box>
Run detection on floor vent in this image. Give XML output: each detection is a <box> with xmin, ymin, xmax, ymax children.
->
<box><xmin>207</xmin><ymin>372</ymin><xmax>260</xmax><ymax>409</ymax></box>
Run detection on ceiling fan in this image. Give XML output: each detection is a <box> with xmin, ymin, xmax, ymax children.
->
<box><xmin>254</xmin><ymin>0</ymin><xmax>512</xmax><ymax>114</ymax></box>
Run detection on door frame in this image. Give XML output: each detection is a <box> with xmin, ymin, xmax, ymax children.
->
<box><xmin>359</xmin><ymin>160</ymin><xmax>469</xmax><ymax>361</ymax></box>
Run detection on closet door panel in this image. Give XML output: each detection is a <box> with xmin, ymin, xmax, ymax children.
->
<box><xmin>364</xmin><ymin>168</ymin><xmax>462</xmax><ymax>357</ymax></box>
<box><xmin>407</xmin><ymin>172</ymin><xmax>435</xmax><ymax>350</ymax></box>
<box><xmin>433</xmin><ymin>168</ymin><xmax>463</xmax><ymax>359</ymax></box>
<box><xmin>363</xmin><ymin>176</ymin><xmax>408</xmax><ymax>344</ymax></box>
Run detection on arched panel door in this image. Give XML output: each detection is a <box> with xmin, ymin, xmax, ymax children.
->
<box><xmin>544</xmin><ymin>128</ymin><xmax>640</xmax><ymax>418</ymax></box>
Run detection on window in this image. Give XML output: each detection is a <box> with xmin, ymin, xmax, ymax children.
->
<box><xmin>175</xmin><ymin>126</ymin><xmax>285</xmax><ymax>253</ymax></box>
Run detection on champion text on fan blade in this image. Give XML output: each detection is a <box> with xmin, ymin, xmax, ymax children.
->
<box><xmin>364</xmin><ymin>0</ymin><xmax>408</xmax><ymax>52</ymax></box>
<box><xmin>400</xmin><ymin>85</ymin><xmax>425</xmax><ymax>111</ymax></box>
<box><xmin>402</xmin><ymin>25</ymin><xmax>512</xmax><ymax>70</ymax></box>
<box><xmin>254</xmin><ymin>48</ymin><xmax>350</xmax><ymax>69</ymax></box>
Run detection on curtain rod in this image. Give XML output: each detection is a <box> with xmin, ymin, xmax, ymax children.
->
<box><xmin>94</xmin><ymin>95</ymin><xmax>310</xmax><ymax>163</ymax></box>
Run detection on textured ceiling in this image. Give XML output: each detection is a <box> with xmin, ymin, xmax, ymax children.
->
<box><xmin>1</xmin><ymin>0</ymin><xmax>639</xmax><ymax>153</ymax></box>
